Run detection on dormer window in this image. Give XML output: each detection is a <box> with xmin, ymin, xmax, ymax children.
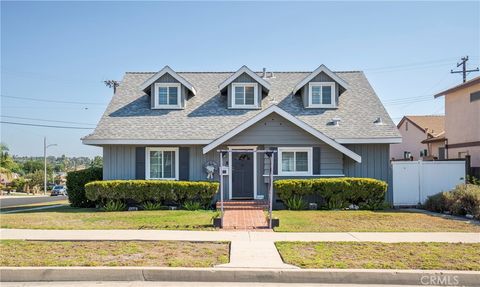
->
<box><xmin>308</xmin><ymin>82</ymin><xmax>336</xmax><ymax>108</ymax></box>
<box><xmin>232</xmin><ymin>83</ymin><xmax>258</xmax><ymax>108</ymax></box>
<box><xmin>154</xmin><ymin>83</ymin><xmax>181</xmax><ymax>109</ymax></box>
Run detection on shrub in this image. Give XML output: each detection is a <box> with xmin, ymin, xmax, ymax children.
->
<box><xmin>284</xmin><ymin>195</ymin><xmax>308</xmax><ymax>210</ymax></box>
<box><xmin>85</xmin><ymin>180</ymin><xmax>219</xmax><ymax>207</ymax></box>
<box><xmin>424</xmin><ymin>184</ymin><xmax>480</xmax><ymax>219</ymax></box>
<box><xmin>183</xmin><ymin>201</ymin><xmax>202</xmax><ymax>211</ymax></box>
<box><xmin>274</xmin><ymin>178</ymin><xmax>388</xmax><ymax>210</ymax></box>
<box><xmin>66</xmin><ymin>167</ymin><xmax>102</xmax><ymax>208</ymax></box>
<box><xmin>142</xmin><ymin>201</ymin><xmax>167</xmax><ymax>210</ymax></box>
<box><xmin>103</xmin><ymin>200</ymin><xmax>127</xmax><ymax>212</ymax></box>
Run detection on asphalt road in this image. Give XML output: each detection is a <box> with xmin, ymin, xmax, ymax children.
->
<box><xmin>0</xmin><ymin>195</ymin><xmax>67</xmax><ymax>208</ymax></box>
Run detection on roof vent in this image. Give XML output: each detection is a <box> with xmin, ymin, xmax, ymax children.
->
<box><xmin>373</xmin><ymin>117</ymin><xmax>384</xmax><ymax>125</ymax></box>
<box><xmin>269</xmin><ymin>71</ymin><xmax>275</xmax><ymax>78</ymax></box>
<box><xmin>331</xmin><ymin>118</ymin><xmax>341</xmax><ymax>126</ymax></box>
<box><xmin>262</xmin><ymin>68</ymin><xmax>267</xmax><ymax>78</ymax></box>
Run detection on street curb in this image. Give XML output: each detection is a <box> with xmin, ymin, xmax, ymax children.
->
<box><xmin>1</xmin><ymin>267</ymin><xmax>479</xmax><ymax>286</ymax></box>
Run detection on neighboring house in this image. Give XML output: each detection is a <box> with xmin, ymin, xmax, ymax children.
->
<box><xmin>434</xmin><ymin>76</ymin><xmax>480</xmax><ymax>172</ymax></box>
<box><xmin>83</xmin><ymin>65</ymin><xmax>401</xmax><ymax>204</ymax></box>
<box><xmin>390</xmin><ymin>115</ymin><xmax>445</xmax><ymax>160</ymax></box>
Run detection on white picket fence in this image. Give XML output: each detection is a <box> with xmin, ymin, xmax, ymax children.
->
<box><xmin>392</xmin><ymin>160</ymin><xmax>466</xmax><ymax>206</ymax></box>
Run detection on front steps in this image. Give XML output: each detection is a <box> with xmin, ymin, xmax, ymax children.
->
<box><xmin>216</xmin><ymin>200</ymin><xmax>269</xmax><ymax>210</ymax></box>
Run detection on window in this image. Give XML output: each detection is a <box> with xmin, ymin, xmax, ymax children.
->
<box><xmin>405</xmin><ymin>122</ymin><xmax>409</xmax><ymax>131</ymax></box>
<box><xmin>404</xmin><ymin>151</ymin><xmax>411</xmax><ymax>159</ymax></box>
<box><xmin>278</xmin><ymin>147</ymin><xmax>312</xmax><ymax>176</ymax></box>
<box><xmin>308</xmin><ymin>82</ymin><xmax>336</xmax><ymax>108</ymax></box>
<box><xmin>154</xmin><ymin>83</ymin><xmax>181</xmax><ymax>108</ymax></box>
<box><xmin>146</xmin><ymin>147</ymin><xmax>179</xmax><ymax>180</ymax></box>
<box><xmin>231</xmin><ymin>83</ymin><xmax>258</xmax><ymax>108</ymax></box>
<box><xmin>471</xmin><ymin>91</ymin><xmax>480</xmax><ymax>102</ymax></box>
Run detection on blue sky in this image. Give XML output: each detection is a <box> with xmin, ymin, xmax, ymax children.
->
<box><xmin>1</xmin><ymin>1</ymin><xmax>479</xmax><ymax>157</ymax></box>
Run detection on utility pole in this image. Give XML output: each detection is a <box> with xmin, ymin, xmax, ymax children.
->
<box><xmin>104</xmin><ymin>80</ymin><xmax>119</xmax><ymax>94</ymax></box>
<box><xmin>44</xmin><ymin>137</ymin><xmax>57</xmax><ymax>195</ymax></box>
<box><xmin>451</xmin><ymin>56</ymin><xmax>479</xmax><ymax>83</ymax></box>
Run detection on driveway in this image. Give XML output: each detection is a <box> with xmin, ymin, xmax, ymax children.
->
<box><xmin>0</xmin><ymin>195</ymin><xmax>67</xmax><ymax>208</ymax></box>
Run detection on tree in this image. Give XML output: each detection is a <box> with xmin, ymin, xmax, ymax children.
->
<box><xmin>22</xmin><ymin>160</ymin><xmax>52</xmax><ymax>174</ymax></box>
<box><xmin>89</xmin><ymin>156</ymin><xmax>103</xmax><ymax>168</ymax></box>
<box><xmin>0</xmin><ymin>143</ymin><xmax>21</xmax><ymax>173</ymax></box>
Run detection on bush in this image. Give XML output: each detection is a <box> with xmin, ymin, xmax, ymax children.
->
<box><xmin>424</xmin><ymin>184</ymin><xmax>480</xmax><ymax>219</ymax></box>
<box><xmin>183</xmin><ymin>201</ymin><xmax>202</xmax><ymax>211</ymax></box>
<box><xmin>274</xmin><ymin>177</ymin><xmax>388</xmax><ymax>210</ymax></box>
<box><xmin>142</xmin><ymin>201</ymin><xmax>167</xmax><ymax>211</ymax></box>
<box><xmin>103</xmin><ymin>200</ymin><xmax>127</xmax><ymax>212</ymax></box>
<box><xmin>66</xmin><ymin>167</ymin><xmax>102</xmax><ymax>208</ymax></box>
<box><xmin>284</xmin><ymin>195</ymin><xmax>308</xmax><ymax>210</ymax></box>
<box><xmin>85</xmin><ymin>180</ymin><xmax>219</xmax><ymax>207</ymax></box>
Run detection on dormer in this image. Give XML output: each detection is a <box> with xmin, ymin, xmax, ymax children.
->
<box><xmin>292</xmin><ymin>65</ymin><xmax>349</xmax><ymax>109</ymax></box>
<box><xmin>218</xmin><ymin>66</ymin><xmax>271</xmax><ymax>109</ymax></box>
<box><xmin>139</xmin><ymin>66</ymin><xmax>196</xmax><ymax>109</ymax></box>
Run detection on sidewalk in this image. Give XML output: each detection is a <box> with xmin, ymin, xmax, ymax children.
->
<box><xmin>2</xmin><ymin>229</ymin><xmax>479</xmax><ymax>269</ymax></box>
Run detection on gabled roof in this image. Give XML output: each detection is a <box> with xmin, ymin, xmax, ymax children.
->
<box><xmin>202</xmin><ymin>105</ymin><xmax>362</xmax><ymax>162</ymax></box>
<box><xmin>434</xmin><ymin>76</ymin><xmax>480</xmax><ymax>98</ymax></box>
<box><xmin>218</xmin><ymin>66</ymin><xmax>271</xmax><ymax>91</ymax></box>
<box><xmin>139</xmin><ymin>66</ymin><xmax>197</xmax><ymax>95</ymax></box>
<box><xmin>398</xmin><ymin>115</ymin><xmax>445</xmax><ymax>137</ymax></box>
<box><xmin>292</xmin><ymin>64</ymin><xmax>349</xmax><ymax>94</ymax></box>
<box><xmin>83</xmin><ymin>70</ymin><xmax>401</xmax><ymax>144</ymax></box>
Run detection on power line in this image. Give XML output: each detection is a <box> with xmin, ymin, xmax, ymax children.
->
<box><xmin>0</xmin><ymin>121</ymin><xmax>94</xmax><ymax>130</ymax></box>
<box><xmin>450</xmin><ymin>56</ymin><xmax>479</xmax><ymax>83</ymax></box>
<box><xmin>1</xmin><ymin>115</ymin><xmax>97</xmax><ymax>126</ymax></box>
<box><xmin>1</xmin><ymin>94</ymin><xmax>107</xmax><ymax>105</ymax></box>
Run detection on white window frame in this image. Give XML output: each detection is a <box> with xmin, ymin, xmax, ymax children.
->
<box><xmin>231</xmin><ymin>83</ymin><xmax>258</xmax><ymax>109</ymax></box>
<box><xmin>308</xmin><ymin>82</ymin><xmax>336</xmax><ymax>108</ymax></box>
<box><xmin>145</xmin><ymin>147</ymin><xmax>179</xmax><ymax>180</ymax></box>
<box><xmin>153</xmin><ymin>83</ymin><xmax>182</xmax><ymax>109</ymax></box>
<box><xmin>277</xmin><ymin>147</ymin><xmax>313</xmax><ymax>176</ymax></box>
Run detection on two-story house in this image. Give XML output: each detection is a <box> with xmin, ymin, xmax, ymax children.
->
<box><xmin>434</xmin><ymin>76</ymin><xmax>480</xmax><ymax>176</ymax></box>
<box><xmin>390</xmin><ymin>115</ymin><xmax>445</xmax><ymax>160</ymax></box>
<box><xmin>83</xmin><ymin>65</ymin><xmax>401</xmax><ymax>204</ymax></box>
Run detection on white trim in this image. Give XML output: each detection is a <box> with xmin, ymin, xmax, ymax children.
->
<box><xmin>139</xmin><ymin>66</ymin><xmax>197</xmax><ymax>95</ymax></box>
<box><xmin>308</xmin><ymin>82</ymin><xmax>336</xmax><ymax>108</ymax></box>
<box><xmin>266</xmin><ymin>174</ymin><xmax>345</xmax><ymax>177</ymax></box>
<box><xmin>218</xmin><ymin>66</ymin><xmax>271</xmax><ymax>91</ymax></box>
<box><xmin>228</xmin><ymin>146</ymin><xmax>257</xmax><ymax>200</ymax></box>
<box><xmin>231</xmin><ymin>83</ymin><xmax>259</xmax><ymax>109</ymax></box>
<box><xmin>202</xmin><ymin>105</ymin><xmax>362</xmax><ymax>163</ymax></box>
<box><xmin>145</xmin><ymin>147</ymin><xmax>179</xmax><ymax>180</ymax></box>
<box><xmin>292</xmin><ymin>64</ymin><xmax>349</xmax><ymax>94</ymax></box>
<box><xmin>335</xmin><ymin>137</ymin><xmax>403</xmax><ymax>144</ymax></box>
<box><xmin>153</xmin><ymin>83</ymin><xmax>182</xmax><ymax>109</ymax></box>
<box><xmin>277</xmin><ymin>147</ymin><xmax>313</xmax><ymax>176</ymax></box>
<box><xmin>82</xmin><ymin>139</ymin><xmax>211</xmax><ymax>145</ymax></box>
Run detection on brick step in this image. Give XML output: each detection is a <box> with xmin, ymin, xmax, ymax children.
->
<box><xmin>216</xmin><ymin>200</ymin><xmax>269</xmax><ymax>210</ymax></box>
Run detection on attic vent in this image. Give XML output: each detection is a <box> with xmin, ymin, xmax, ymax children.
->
<box><xmin>331</xmin><ymin>118</ymin><xmax>341</xmax><ymax>126</ymax></box>
<box><xmin>374</xmin><ymin>117</ymin><xmax>384</xmax><ymax>125</ymax></box>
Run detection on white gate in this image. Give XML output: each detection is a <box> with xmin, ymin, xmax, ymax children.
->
<box><xmin>392</xmin><ymin>160</ymin><xmax>466</xmax><ymax>206</ymax></box>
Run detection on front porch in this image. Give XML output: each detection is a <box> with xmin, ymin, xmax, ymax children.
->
<box><xmin>216</xmin><ymin>200</ymin><xmax>270</xmax><ymax>230</ymax></box>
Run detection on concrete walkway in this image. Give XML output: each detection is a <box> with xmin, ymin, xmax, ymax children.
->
<box><xmin>2</xmin><ymin>229</ymin><xmax>479</xmax><ymax>269</ymax></box>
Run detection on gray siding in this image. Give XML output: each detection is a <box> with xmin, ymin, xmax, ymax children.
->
<box><xmin>300</xmin><ymin>71</ymin><xmax>340</xmax><ymax>108</ymax></box>
<box><xmin>227</xmin><ymin>72</ymin><xmax>263</xmax><ymax>108</ymax></box>
<box><xmin>103</xmin><ymin>145</ymin><xmax>136</xmax><ymax>180</ymax></box>
<box><xmin>343</xmin><ymin>144</ymin><xmax>393</xmax><ymax>203</ymax></box>
<box><xmin>150</xmin><ymin>73</ymin><xmax>187</xmax><ymax>109</ymax></box>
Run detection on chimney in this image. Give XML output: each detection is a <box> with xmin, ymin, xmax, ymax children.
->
<box><xmin>262</xmin><ymin>68</ymin><xmax>267</xmax><ymax>78</ymax></box>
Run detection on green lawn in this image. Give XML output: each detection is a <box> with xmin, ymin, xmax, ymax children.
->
<box><xmin>0</xmin><ymin>206</ymin><xmax>218</xmax><ymax>230</ymax></box>
<box><xmin>0</xmin><ymin>240</ymin><xmax>229</xmax><ymax>267</ymax></box>
<box><xmin>276</xmin><ymin>241</ymin><xmax>480</xmax><ymax>270</ymax></box>
<box><xmin>273</xmin><ymin>210</ymin><xmax>480</xmax><ymax>232</ymax></box>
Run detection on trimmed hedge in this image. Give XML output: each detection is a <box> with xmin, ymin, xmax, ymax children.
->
<box><xmin>66</xmin><ymin>167</ymin><xmax>103</xmax><ymax>207</ymax></box>
<box><xmin>85</xmin><ymin>180</ymin><xmax>219</xmax><ymax>207</ymax></box>
<box><xmin>274</xmin><ymin>177</ymin><xmax>388</xmax><ymax>210</ymax></box>
<box><xmin>424</xmin><ymin>184</ymin><xmax>480</xmax><ymax>219</ymax></box>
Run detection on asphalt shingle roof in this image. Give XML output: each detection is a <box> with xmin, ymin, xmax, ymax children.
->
<box><xmin>83</xmin><ymin>71</ymin><xmax>400</xmax><ymax>141</ymax></box>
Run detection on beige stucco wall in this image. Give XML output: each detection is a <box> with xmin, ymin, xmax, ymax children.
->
<box><xmin>390</xmin><ymin>120</ymin><xmax>427</xmax><ymax>160</ymax></box>
<box><xmin>428</xmin><ymin>141</ymin><xmax>445</xmax><ymax>158</ymax></box>
<box><xmin>444</xmin><ymin>82</ymin><xmax>480</xmax><ymax>166</ymax></box>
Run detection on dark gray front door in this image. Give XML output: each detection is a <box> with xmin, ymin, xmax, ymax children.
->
<box><xmin>231</xmin><ymin>152</ymin><xmax>254</xmax><ymax>199</ymax></box>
